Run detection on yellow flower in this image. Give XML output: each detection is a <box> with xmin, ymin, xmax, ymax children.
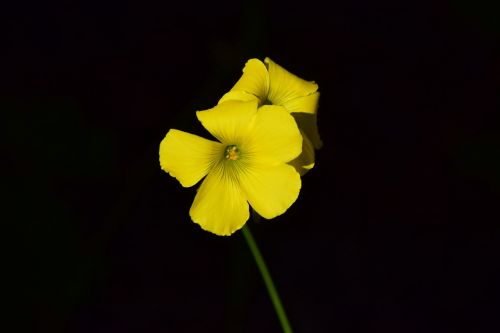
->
<box><xmin>159</xmin><ymin>100</ymin><xmax>302</xmax><ymax>236</ymax></box>
<box><xmin>219</xmin><ymin>57</ymin><xmax>322</xmax><ymax>175</ymax></box>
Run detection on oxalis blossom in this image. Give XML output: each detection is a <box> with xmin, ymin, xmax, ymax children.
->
<box><xmin>219</xmin><ymin>57</ymin><xmax>322</xmax><ymax>175</ymax></box>
<box><xmin>159</xmin><ymin>100</ymin><xmax>302</xmax><ymax>236</ymax></box>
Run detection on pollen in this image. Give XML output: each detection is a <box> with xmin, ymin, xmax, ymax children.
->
<box><xmin>225</xmin><ymin>145</ymin><xmax>239</xmax><ymax>160</ymax></box>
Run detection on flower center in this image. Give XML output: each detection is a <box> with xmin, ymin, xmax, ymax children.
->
<box><xmin>225</xmin><ymin>145</ymin><xmax>240</xmax><ymax>161</ymax></box>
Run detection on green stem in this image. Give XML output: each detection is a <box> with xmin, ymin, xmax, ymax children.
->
<box><xmin>242</xmin><ymin>222</ymin><xmax>293</xmax><ymax>333</ymax></box>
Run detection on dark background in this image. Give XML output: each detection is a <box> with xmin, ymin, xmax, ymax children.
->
<box><xmin>4</xmin><ymin>0</ymin><xmax>500</xmax><ymax>332</ymax></box>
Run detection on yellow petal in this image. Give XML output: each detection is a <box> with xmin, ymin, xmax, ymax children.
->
<box><xmin>243</xmin><ymin>105</ymin><xmax>302</xmax><ymax>164</ymax></box>
<box><xmin>265</xmin><ymin>57</ymin><xmax>318</xmax><ymax>106</ymax></box>
<box><xmin>196</xmin><ymin>100</ymin><xmax>258</xmax><ymax>145</ymax></box>
<box><xmin>218</xmin><ymin>90</ymin><xmax>259</xmax><ymax>104</ymax></box>
<box><xmin>189</xmin><ymin>163</ymin><xmax>249</xmax><ymax>236</ymax></box>
<box><xmin>291</xmin><ymin>112</ymin><xmax>323</xmax><ymax>149</ymax></box>
<box><xmin>281</xmin><ymin>91</ymin><xmax>320</xmax><ymax>115</ymax></box>
<box><xmin>227</xmin><ymin>58</ymin><xmax>269</xmax><ymax>103</ymax></box>
<box><xmin>159</xmin><ymin>129</ymin><xmax>223</xmax><ymax>187</ymax></box>
<box><xmin>240</xmin><ymin>163</ymin><xmax>301</xmax><ymax>219</ymax></box>
<box><xmin>289</xmin><ymin>132</ymin><xmax>315</xmax><ymax>176</ymax></box>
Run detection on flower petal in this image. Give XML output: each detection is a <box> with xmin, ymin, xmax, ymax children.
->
<box><xmin>240</xmin><ymin>163</ymin><xmax>301</xmax><ymax>219</ymax></box>
<box><xmin>265</xmin><ymin>57</ymin><xmax>318</xmax><ymax>106</ymax></box>
<box><xmin>159</xmin><ymin>129</ymin><xmax>223</xmax><ymax>187</ymax></box>
<box><xmin>196</xmin><ymin>100</ymin><xmax>258</xmax><ymax>145</ymax></box>
<box><xmin>190</xmin><ymin>163</ymin><xmax>249</xmax><ymax>236</ymax></box>
<box><xmin>291</xmin><ymin>112</ymin><xmax>323</xmax><ymax>149</ymax></box>
<box><xmin>218</xmin><ymin>90</ymin><xmax>259</xmax><ymax>104</ymax></box>
<box><xmin>289</xmin><ymin>132</ymin><xmax>315</xmax><ymax>175</ymax></box>
<box><xmin>281</xmin><ymin>91</ymin><xmax>319</xmax><ymax>115</ymax></box>
<box><xmin>226</xmin><ymin>58</ymin><xmax>269</xmax><ymax>103</ymax></box>
<box><xmin>243</xmin><ymin>105</ymin><xmax>302</xmax><ymax>164</ymax></box>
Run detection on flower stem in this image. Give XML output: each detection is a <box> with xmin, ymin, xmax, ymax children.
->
<box><xmin>241</xmin><ymin>222</ymin><xmax>293</xmax><ymax>333</ymax></box>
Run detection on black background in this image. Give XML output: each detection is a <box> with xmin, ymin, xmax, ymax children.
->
<box><xmin>4</xmin><ymin>0</ymin><xmax>500</xmax><ymax>332</ymax></box>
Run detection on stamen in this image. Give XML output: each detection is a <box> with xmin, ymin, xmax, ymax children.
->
<box><xmin>225</xmin><ymin>145</ymin><xmax>239</xmax><ymax>161</ymax></box>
